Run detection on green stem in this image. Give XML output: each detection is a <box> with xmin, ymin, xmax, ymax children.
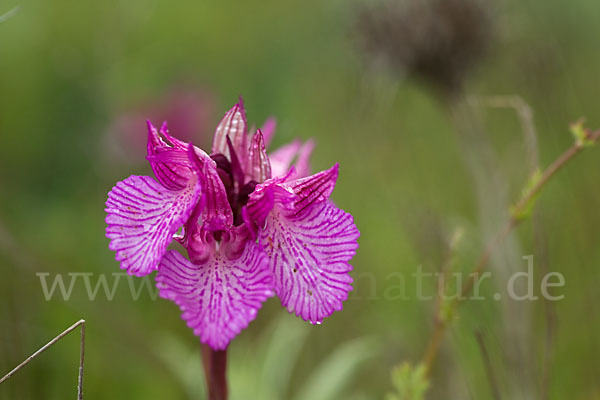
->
<box><xmin>422</xmin><ymin>128</ymin><xmax>600</xmax><ymax>377</ymax></box>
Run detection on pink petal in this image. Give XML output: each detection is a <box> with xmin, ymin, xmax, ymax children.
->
<box><xmin>293</xmin><ymin>139</ymin><xmax>315</xmax><ymax>178</ymax></box>
<box><xmin>246</xmin><ymin>130</ymin><xmax>272</xmax><ymax>183</ymax></box>
<box><xmin>246</xmin><ymin>164</ymin><xmax>338</xmax><ymax>228</ymax></box>
<box><xmin>159</xmin><ymin>121</ymin><xmax>188</xmax><ymax>149</ymax></box>
<box><xmin>156</xmin><ymin>242</ymin><xmax>274</xmax><ymax>350</ymax></box>
<box><xmin>260</xmin><ymin>117</ymin><xmax>276</xmax><ymax>148</ymax></box>
<box><xmin>188</xmin><ymin>145</ymin><xmax>233</xmax><ymax>232</ymax></box>
<box><xmin>269</xmin><ymin>140</ymin><xmax>302</xmax><ymax>178</ymax></box>
<box><xmin>212</xmin><ymin>102</ymin><xmax>247</xmax><ymax>162</ymax></box>
<box><xmin>225</xmin><ymin>136</ymin><xmax>246</xmax><ymax>187</ymax></box>
<box><xmin>146</xmin><ymin>121</ymin><xmax>194</xmax><ymax>190</ymax></box>
<box><xmin>244</xmin><ymin>173</ymin><xmax>295</xmax><ymax>234</ymax></box>
<box><xmin>260</xmin><ymin>200</ymin><xmax>359</xmax><ymax>323</ymax></box>
<box><xmin>105</xmin><ymin>174</ymin><xmax>201</xmax><ymax>276</ymax></box>
<box><xmin>283</xmin><ymin>163</ymin><xmax>338</xmax><ymax>213</ymax></box>
<box><xmin>248</xmin><ymin>164</ymin><xmax>358</xmax><ymax>323</ymax></box>
<box><xmin>268</xmin><ymin>139</ymin><xmax>315</xmax><ymax>179</ymax></box>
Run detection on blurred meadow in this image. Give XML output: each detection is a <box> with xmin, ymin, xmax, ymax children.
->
<box><xmin>1</xmin><ymin>0</ymin><xmax>599</xmax><ymax>399</ymax></box>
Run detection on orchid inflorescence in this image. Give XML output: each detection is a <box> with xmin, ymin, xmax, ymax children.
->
<box><xmin>105</xmin><ymin>99</ymin><xmax>359</xmax><ymax>349</ymax></box>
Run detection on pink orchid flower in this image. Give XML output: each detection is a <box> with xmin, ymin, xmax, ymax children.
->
<box><xmin>105</xmin><ymin>100</ymin><xmax>359</xmax><ymax>349</ymax></box>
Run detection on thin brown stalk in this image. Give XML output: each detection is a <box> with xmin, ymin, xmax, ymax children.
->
<box><xmin>422</xmin><ymin>128</ymin><xmax>600</xmax><ymax>376</ymax></box>
<box><xmin>453</xmin><ymin>93</ymin><xmax>533</xmax><ymax>397</ymax></box>
<box><xmin>0</xmin><ymin>319</ymin><xmax>86</xmax><ymax>399</ymax></box>
<box><xmin>201</xmin><ymin>344</ymin><xmax>228</xmax><ymax>400</ymax></box>
<box><xmin>425</xmin><ymin>229</ymin><xmax>463</xmax><ymax>371</ymax></box>
<box><xmin>78</xmin><ymin>321</ymin><xmax>86</xmax><ymax>400</ymax></box>
<box><xmin>432</xmin><ymin>229</ymin><xmax>462</xmax><ymax>324</ymax></box>
<box><xmin>481</xmin><ymin>96</ymin><xmax>557</xmax><ymax>400</ymax></box>
<box><xmin>480</xmin><ymin>96</ymin><xmax>558</xmax><ymax>400</ymax></box>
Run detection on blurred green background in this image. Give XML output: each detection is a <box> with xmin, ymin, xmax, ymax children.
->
<box><xmin>1</xmin><ymin>0</ymin><xmax>599</xmax><ymax>399</ymax></box>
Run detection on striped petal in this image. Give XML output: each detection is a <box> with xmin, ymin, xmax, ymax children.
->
<box><xmin>260</xmin><ymin>117</ymin><xmax>276</xmax><ymax>148</ymax></box>
<box><xmin>246</xmin><ymin>164</ymin><xmax>338</xmax><ymax>228</ymax></box>
<box><xmin>244</xmin><ymin>172</ymin><xmax>295</xmax><ymax>235</ymax></box>
<box><xmin>156</xmin><ymin>240</ymin><xmax>273</xmax><ymax>350</ymax></box>
<box><xmin>105</xmin><ymin>174</ymin><xmax>201</xmax><ymax>276</ymax></box>
<box><xmin>250</xmin><ymin>164</ymin><xmax>359</xmax><ymax>323</ymax></box>
<box><xmin>261</xmin><ymin>200</ymin><xmax>359</xmax><ymax>323</ymax></box>
<box><xmin>188</xmin><ymin>145</ymin><xmax>233</xmax><ymax>232</ymax></box>
<box><xmin>269</xmin><ymin>140</ymin><xmax>301</xmax><ymax>178</ymax></box>
<box><xmin>246</xmin><ymin>130</ymin><xmax>272</xmax><ymax>183</ymax></box>
<box><xmin>158</xmin><ymin>121</ymin><xmax>188</xmax><ymax>150</ymax></box>
<box><xmin>212</xmin><ymin>102</ymin><xmax>247</xmax><ymax>162</ymax></box>
<box><xmin>268</xmin><ymin>139</ymin><xmax>315</xmax><ymax>179</ymax></box>
<box><xmin>146</xmin><ymin>121</ymin><xmax>194</xmax><ymax>190</ymax></box>
<box><xmin>293</xmin><ymin>139</ymin><xmax>315</xmax><ymax>178</ymax></box>
<box><xmin>283</xmin><ymin>163</ymin><xmax>338</xmax><ymax>212</ymax></box>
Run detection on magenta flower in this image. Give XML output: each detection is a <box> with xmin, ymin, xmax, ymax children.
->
<box><xmin>105</xmin><ymin>100</ymin><xmax>359</xmax><ymax>349</ymax></box>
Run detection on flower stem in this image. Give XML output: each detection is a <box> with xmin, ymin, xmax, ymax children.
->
<box><xmin>422</xmin><ymin>128</ymin><xmax>600</xmax><ymax>377</ymax></box>
<box><xmin>201</xmin><ymin>345</ymin><xmax>228</xmax><ymax>400</ymax></box>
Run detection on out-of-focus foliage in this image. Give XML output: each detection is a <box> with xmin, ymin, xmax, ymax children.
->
<box><xmin>510</xmin><ymin>168</ymin><xmax>542</xmax><ymax>221</ymax></box>
<box><xmin>156</xmin><ymin>315</ymin><xmax>379</xmax><ymax>400</ymax></box>
<box><xmin>386</xmin><ymin>363</ymin><xmax>429</xmax><ymax>400</ymax></box>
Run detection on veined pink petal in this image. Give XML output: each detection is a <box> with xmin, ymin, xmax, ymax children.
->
<box><xmin>244</xmin><ymin>164</ymin><xmax>357</xmax><ymax>322</ymax></box>
<box><xmin>293</xmin><ymin>139</ymin><xmax>315</xmax><ymax>178</ymax></box>
<box><xmin>105</xmin><ymin>174</ymin><xmax>201</xmax><ymax>276</ymax></box>
<box><xmin>147</xmin><ymin>120</ymin><xmax>165</xmax><ymax>150</ymax></box>
<box><xmin>225</xmin><ymin>136</ymin><xmax>246</xmax><ymax>188</ymax></box>
<box><xmin>246</xmin><ymin>164</ymin><xmax>338</xmax><ymax>227</ymax></box>
<box><xmin>246</xmin><ymin>130</ymin><xmax>272</xmax><ymax>183</ymax></box>
<box><xmin>147</xmin><ymin>148</ymin><xmax>192</xmax><ymax>166</ymax></box>
<box><xmin>188</xmin><ymin>145</ymin><xmax>233</xmax><ymax>232</ymax></box>
<box><xmin>260</xmin><ymin>117</ymin><xmax>276</xmax><ymax>148</ymax></box>
<box><xmin>244</xmin><ymin>172</ymin><xmax>296</xmax><ymax>233</ymax></box>
<box><xmin>159</xmin><ymin>121</ymin><xmax>188</xmax><ymax>149</ymax></box>
<box><xmin>268</xmin><ymin>138</ymin><xmax>316</xmax><ymax>179</ymax></box>
<box><xmin>283</xmin><ymin>163</ymin><xmax>338</xmax><ymax>215</ymax></box>
<box><xmin>248</xmin><ymin>164</ymin><xmax>357</xmax><ymax>322</ymax></box>
<box><xmin>260</xmin><ymin>200</ymin><xmax>359</xmax><ymax>323</ymax></box>
<box><xmin>212</xmin><ymin>102</ymin><xmax>247</xmax><ymax>162</ymax></box>
<box><xmin>156</xmin><ymin>241</ymin><xmax>274</xmax><ymax>350</ymax></box>
<box><xmin>269</xmin><ymin>139</ymin><xmax>302</xmax><ymax>178</ymax></box>
<box><xmin>147</xmin><ymin>121</ymin><xmax>194</xmax><ymax>190</ymax></box>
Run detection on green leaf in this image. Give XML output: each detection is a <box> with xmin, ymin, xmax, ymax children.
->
<box><xmin>258</xmin><ymin>316</ymin><xmax>311</xmax><ymax>399</ymax></box>
<box><xmin>154</xmin><ymin>320</ymin><xmax>377</xmax><ymax>400</ymax></box>
<box><xmin>227</xmin><ymin>316</ymin><xmax>310</xmax><ymax>400</ymax></box>
<box><xmin>292</xmin><ymin>337</ymin><xmax>380</xmax><ymax>400</ymax></box>
<box><xmin>510</xmin><ymin>168</ymin><xmax>542</xmax><ymax>221</ymax></box>
<box><xmin>386</xmin><ymin>362</ymin><xmax>429</xmax><ymax>400</ymax></box>
<box><xmin>570</xmin><ymin>120</ymin><xmax>595</xmax><ymax>147</ymax></box>
<box><xmin>154</xmin><ymin>333</ymin><xmax>206</xmax><ymax>399</ymax></box>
